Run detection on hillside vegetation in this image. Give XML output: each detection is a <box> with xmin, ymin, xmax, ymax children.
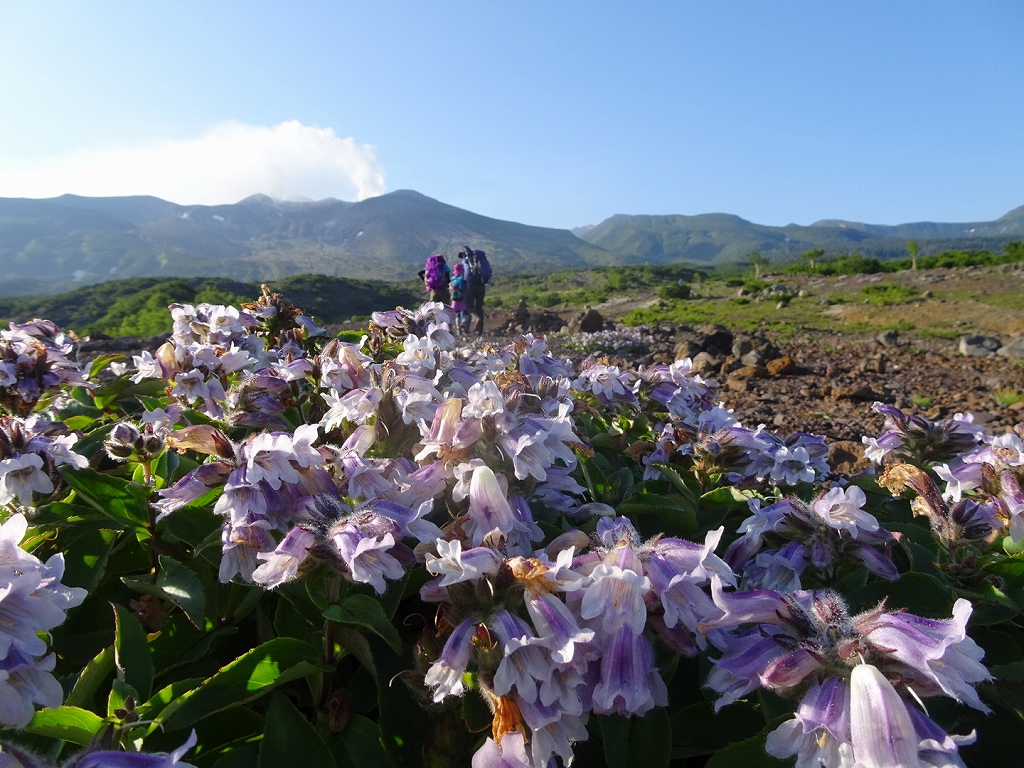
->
<box><xmin>4</xmin><ymin>244</ymin><xmax>1023</xmax><ymax>344</ymax></box>
<box><xmin>0</xmin><ymin>275</ymin><xmax>421</xmax><ymax>337</ymax></box>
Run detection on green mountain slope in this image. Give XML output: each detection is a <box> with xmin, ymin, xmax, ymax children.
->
<box><xmin>0</xmin><ymin>191</ymin><xmax>615</xmax><ymax>297</ymax></box>
<box><xmin>580</xmin><ymin>209</ymin><xmax>1024</xmax><ymax>264</ymax></box>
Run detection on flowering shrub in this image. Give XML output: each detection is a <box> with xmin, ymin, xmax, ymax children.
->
<box><xmin>0</xmin><ymin>291</ymin><xmax>1019</xmax><ymax>765</ymax></box>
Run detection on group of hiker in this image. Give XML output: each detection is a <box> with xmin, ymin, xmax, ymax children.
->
<box><xmin>421</xmin><ymin>246</ymin><xmax>492</xmax><ymax>335</ymax></box>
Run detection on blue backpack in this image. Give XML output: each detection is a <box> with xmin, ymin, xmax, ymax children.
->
<box><xmin>469</xmin><ymin>250</ymin><xmax>492</xmax><ymax>285</ymax></box>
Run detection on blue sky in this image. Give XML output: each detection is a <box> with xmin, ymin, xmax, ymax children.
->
<box><xmin>0</xmin><ymin>2</ymin><xmax>1021</xmax><ymax>229</ymax></box>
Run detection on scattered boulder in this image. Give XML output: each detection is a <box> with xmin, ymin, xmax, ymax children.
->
<box><xmin>766</xmin><ymin>355</ymin><xmax>796</xmax><ymax>376</ymax></box>
<box><xmin>574</xmin><ymin>308</ymin><xmax>605</xmax><ymax>333</ymax></box>
<box><xmin>697</xmin><ymin>324</ymin><xmax>733</xmax><ymax>356</ymax></box>
<box><xmin>959</xmin><ymin>335</ymin><xmax>1002</xmax><ymax>357</ymax></box>
<box><xmin>831</xmin><ymin>384</ymin><xmax>877</xmax><ymax>401</ymax></box>
<box><xmin>531</xmin><ymin>310</ymin><xmax>565</xmax><ymax>333</ymax></box>
<box><xmin>690</xmin><ymin>351</ymin><xmax>721</xmax><ymax>375</ymax></box>
<box><xmin>876</xmin><ymin>329</ymin><xmax>899</xmax><ymax>347</ymax></box>
<box><xmin>732</xmin><ymin>364</ymin><xmax>768</xmax><ymax>380</ymax></box>
<box><xmin>674</xmin><ymin>339</ymin><xmax>702</xmax><ymax>361</ymax></box>
<box><xmin>997</xmin><ymin>337</ymin><xmax>1024</xmax><ymax>360</ymax></box>
<box><xmin>859</xmin><ymin>355</ymin><xmax>886</xmax><ymax>374</ymax></box>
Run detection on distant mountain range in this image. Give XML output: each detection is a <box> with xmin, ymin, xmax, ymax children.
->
<box><xmin>575</xmin><ymin>206</ymin><xmax>1024</xmax><ymax>266</ymax></box>
<box><xmin>1</xmin><ymin>191</ymin><xmax>1022</xmax><ymax>297</ymax></box>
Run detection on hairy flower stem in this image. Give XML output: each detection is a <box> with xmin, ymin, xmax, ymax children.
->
<box><xmin>319</xmin><ymin>575</ymin><xmax>342</xmax><ymax>711</ymax></box>
<box><xmin>148</xmin><ymin>505</ymin><xmax>160</xmax><ymax>576</ymax></box>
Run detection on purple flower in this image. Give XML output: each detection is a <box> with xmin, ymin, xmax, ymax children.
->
<box><xmin>66</xmin><ymin>730</ymin><xmax>197</xmax><ymax>767</ymax></box>
<box><xmin>251</xmin><ymin>526</ymin><xmax>317</xmax><ymax>589</ymax></box>
<box><xmin>471</xmin><ymin>733</ymin><xmax>532</xmax><ymax>768</ymax></box>
<box><xmin>330</xmin><ymin>526</ymin><xmax>406</xmax><ymax>594</ymax></box>
<box><xmin>765</xmin><ymin>677</ymin><xmax>853</xmax><ymax>767</ymax></box>
<box><xmin>491</xmin><ymin>610</ymin><xmax>550</xmax><ymax>705</ymax></box>
<box><xmin>424</xmin><ymin>619</ymin><xmax>477</xmax><ymax>702</ymax></box>
<box><xmin>425</xmin><ymin>539</ymin><xmax>502</xmax><ymax>586</ymax></box>
<box><xmin>849</xmin><ymin>663</ymin><xmax>920</xmax><ymax>768</ymax></box>
<box><xmin>592</xmin><ymin>625</ymin><xmax>667</xmax><ymax>716</ymax></box>
<box><xmin>857</xmin><ymin>598</ymin><xmax>991</xmax><ymax>712</ymax></box>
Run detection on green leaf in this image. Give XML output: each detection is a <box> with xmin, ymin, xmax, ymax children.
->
<box><xmin>159</xmin><ymin>638</ymin><xmax>322</xmax><ymax>732</ymax></box>
<box><xmin>1004</xmin><ymin>535</ymin><xmax>1024</xmax><ymax>556</ymax></box>
<box><xmin>580</xmin><ymin>456</ymin><xmax>611</xmax><ymax>502</ymax></box>
<box><xmin>60</xmin><ymin>526</ymin><xmax>117</xmax><ymax>592</ymax></box>
<box><xmin>702</xmin><ymin>729</ymin><xmax>789</xmax><ymax>768</ymax></box>
<box><xmin>697</xmin><ymin>486</ymin><xmax>749</xmax><ymax>532</ymax></box>
<box><xmin>24</xmin><ymin>706</ymin><xmax>105</xmax><ymax>746</ymax></box>
<box><xmin>847</xmin><ymin>571</ymin><xmax>954</xmax><ymax>616</ymax></box>
<box><xmin>670</xmin><ymin>700</ymin><xmax>765</xmax><ymax>756</ymax></box>
<box><xmin>259</xmin><ymin>694</ymin><xmax>336</xmax><ymax>768</ymax></box>
<box><xmin>85</xmin><ymin>354</ymin><xmax>126</xmax><ymax>380</ymax></box>
<box><xmin>616</xmin><ymin>493</ymin><xmax>696</xmax><ymax>537</ymax></box>
<box><xmin>629</xmin><ymin>707</ymin><xmax>671</xmax><ymax>767</ymax></box>
<box><xmin>651</xmin><ymin>462</ymin><xmax>701</xmax><ymax>504</ymax></box>
<box><xmin>985</xmin><ymin>555</ymin><xmax>1024</xmax><ymax>608</ymax></box>
<box><xmin>58</xmin><ymin>466</ymin><xmax>152</xmax><ymax>535</ymax></box>
<box><xmin>122</xmin><ymin>555</ymin><xmax>207</xmax><ymax>628</ymax></box>
<box><xmin>65</xmin><ymin>645</ymin><xmax>115</xmax><ymax>711</ymax></box>
<box><xmin>339</xmin><ymin>714</ymin><xmax>388</xmax><ymax>768</ymax></box>
<box><xmin>599</xmin><ymin>715</ymin><xmax>630</xmax><ymax>768</ymax></box>
<box><xmin>599</xmin><ymin>709</ymin><xmax>672</xmax><ymax>768</ymax></box>
<box><xmin>324</xmin><ymin>595</ymin><xmax>402</xmax><ymax>654</ymax></box>
<box><xmin>112</xmin><ymin>603</ymin><xmax>154</xmax><ymax>702</ymax></box>
<box><xmin>992</xmin><ymin>662</ymin><xmax>1024</xmax><ymax>681</ymax></box>
<box><xmin>136</xmin><ymin>678</ymin><xmax>205</xmax><ymax>722</ymax></box>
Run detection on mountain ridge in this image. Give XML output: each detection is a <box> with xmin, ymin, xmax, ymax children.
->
<box><xmin>1</xmin><ymin>191</ymin><xmax>1022</xmax><ymax>297</ymax></box>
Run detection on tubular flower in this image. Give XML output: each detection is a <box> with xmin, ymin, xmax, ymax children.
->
<box><xmin>705</xmin><ymin>585</ymin><xmax>988</xmax><ymax>768</ymax></box>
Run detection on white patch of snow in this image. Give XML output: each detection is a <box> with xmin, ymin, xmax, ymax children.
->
<box><xmin>212</xmin><ymin>214</ymin><xmax>225</xmax><ymax>221</ymax></box>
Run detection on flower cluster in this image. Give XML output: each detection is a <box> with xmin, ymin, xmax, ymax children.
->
<box><xmin>422</xmin><ymin>504</ymin><xmax>728</xmax><ymax>767</ymax></box>
<box><xmin>562</xmin><ymin>327</ymin><xmax>656</xmax><ymax>357</ymax></box>
<box><xmin>0</xmin><ymin>514</ymin><xmax>86</xmax><ymax>728</ymax></box>
<box><xmin>725</xmin><ymin>485</ymin><xmax>899</xmax><ymax>591</ymax></box>
<box><xmin>863</xmin><ymin>401</ymin><xmax>983</xmax><ymax>467</ymax></box>
<box><xmin>637</xmin><ymin>359</ymin><xmax>829</xmax><ymax>489</ymax></box>
<box><xmin>0</xmin><ymin>296</ymin><xmax>1010</xmax><ymax>766</ymax></box>
<box><xmin>0</xmin><ymin>415</ymin><xmax>86</xmax><ymax>508</ymax></box>
<box><xmin>704</xmin><ymin>587</ymin><xmax>989</xmax><ymax>768</ymax></box>
<box><xmin>0</xmin><ymin>320</ymin><xmax>88</xmax><ymax>416</ymax></box>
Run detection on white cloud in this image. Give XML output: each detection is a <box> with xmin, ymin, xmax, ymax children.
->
<box><xmin>0</xmin><ymin>120</ymin><xmax>387</xmax><ymax>204</ymax></box>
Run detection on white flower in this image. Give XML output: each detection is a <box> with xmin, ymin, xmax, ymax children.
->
<box><xmin>0</xmin><ymin>454</ymin><xmax>54</xmax><ymax>507</ymax></box>
<box><xmin>811</xmin><ymin>486</ymin><xmax>880</xmax><ymax>537</ymax></box>
<box><xmin>463</xmin><ymin>380</ymin><xmax>505</xmax><ymax>418</ymax></box>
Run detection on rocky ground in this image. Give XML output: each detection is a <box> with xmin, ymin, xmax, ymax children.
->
<box><xmin>78</xmin><ymin>264</ymin><xmax>1024</xmax><ymax>474</ymax></box>
<box><xmin>473</xmin><ymin>276</ymin><xmax>1024</xmax><ymax>473</ymax></box>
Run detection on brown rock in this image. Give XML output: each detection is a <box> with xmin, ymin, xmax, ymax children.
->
<box><xmin>725</xmin><ymin>378</ymin><xmax>749</xmax><ymax>393</ymax></box>
<box><xmin>829</xmin><ymin>440</ymin><xmax>871</xmax><ymax>475</ymax></box>
<box><xmin>674</xmin><ymin>340</ymin><xmax>702</xmax><ymax>360</ymax></box>
<box><xmin>766</xmin><ymin>355</ymin><xmax>796</xmax><ymax>376</ymax></box>
<box><xmin>831</xmin><ymin>385</ymin><xmax>876</xmax><ymax>401</ymax></box>
<box><xmin>690</xmin><ymin>351</ymin><xmax>721</xmax><ymax>375</ymax></box>
<box><xmin>733</xmin><ymin>365</ymin><xmax>769</xmax><ymax>379</ymax></box>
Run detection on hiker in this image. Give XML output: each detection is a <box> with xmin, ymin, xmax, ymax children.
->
<box><xmin>423</xmin><ymin>253</ymin><xmax>451</xmax><ymax>305</ymax></box>
<box><xmin>450</xmin><ymin>262</ymin><xmax>469</xmax><ymax>334</ymax></box>
<box><xmin>461</xmin><ymin>247</ymin><xmax>492</xmax><ymax>335</ymax></box>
